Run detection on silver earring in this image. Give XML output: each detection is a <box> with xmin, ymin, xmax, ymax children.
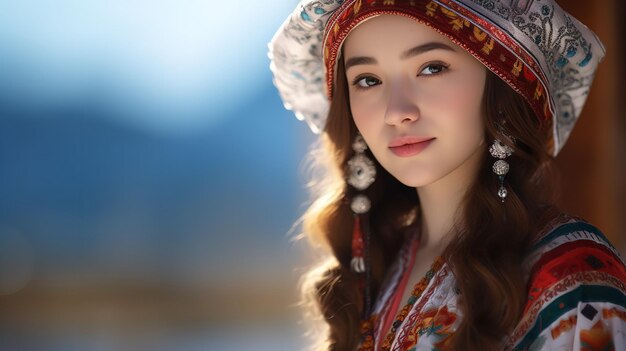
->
<box><xmin>347</xmin><ymin>132</ymin><xmax>376</xmax><ymax>318</ymax></box>
<box><xmin>346</xmin><ymin>133</ymin><xmax>375</xmax><ymax>274</ymax></box>
<box><xmin>489</xmin><ymin>116</ymin><xmax>514</xmax><ymax>202</ymax></box>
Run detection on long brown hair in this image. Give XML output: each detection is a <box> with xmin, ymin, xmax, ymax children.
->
<box><xmin>297</xmin><ymin>56</ymin><xmax>561</xmax><ymax>350</ymax></box>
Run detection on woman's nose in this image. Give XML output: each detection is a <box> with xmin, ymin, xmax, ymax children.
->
<box><xmin>383</xmin><ymin>83</ymin><xmax>420</xmax><ymax>126</ymax></box>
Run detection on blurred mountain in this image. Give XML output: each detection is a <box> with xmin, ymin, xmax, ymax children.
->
<box><xmin>0</xmin><ymin>84</ymin><xmax>315</xmax><ymax>289</ymax></box>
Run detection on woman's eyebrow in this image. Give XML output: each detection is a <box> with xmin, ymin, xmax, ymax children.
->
<box><xmin>401</xmin><ymin>41</ymin><xmax>456</xmax><ymax>59</ymax></box>
<box><xmin>344</xmin><ymin>41</ymin><xmax>456</xmax><ymax>71</ymax></box>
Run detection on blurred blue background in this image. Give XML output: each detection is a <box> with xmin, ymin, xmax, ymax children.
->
<box><xmin>0</xmin><ymin>1</ymin><xmax>316</xmax><ymax>350</ymax></box>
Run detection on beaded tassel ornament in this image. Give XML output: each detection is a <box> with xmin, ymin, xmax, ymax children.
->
<box><xmin>489</xmin><ymin>118</ymin><xmax>515</xmax><ymax>202</ymax></box>
<box><xmin>347</xmin><ymin>133</ymin><xmax>376</xmax><ymax>317</ymax></box>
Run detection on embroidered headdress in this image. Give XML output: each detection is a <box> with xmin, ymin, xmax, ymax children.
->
<box><xmin>268</xmin><ymin>0</ymin><xmax>605</xmax><ymax>156</ymax></box>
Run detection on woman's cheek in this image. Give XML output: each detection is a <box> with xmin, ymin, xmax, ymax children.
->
<box><xmin>351</xmin><ymin>96</ymin><xmax>379</xmax><ymax>127</ymax></box>
<box><xmin>443</xmin><ymin>83</ymin><xmax>483</xmax><ymax>123</ymax></box>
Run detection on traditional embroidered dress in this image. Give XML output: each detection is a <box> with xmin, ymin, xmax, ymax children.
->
<box><xmin>357</xmin><ymin>213</ymin><xmax>626</xmax><ymax>350</ymax></box>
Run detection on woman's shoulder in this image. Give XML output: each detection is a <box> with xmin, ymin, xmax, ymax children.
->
<box><xmin>523</xmin><ymin>212</ymin><xmax>626</xmax><ymax>307</ymax></box>
<box><xmin>524</xmin><ymin>212</ymin><xmax>624</xmax><ymax>273</ymax></box>
<box><xmin>506</xmin><ymin>212</ymin><xmax>626</xmax><ymax>350</ymax></box>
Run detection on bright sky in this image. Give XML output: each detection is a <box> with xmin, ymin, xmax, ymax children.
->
<box><xmin>0</xmin><ymin>0</ymin><xmax>296</xmax><ymax>133</ymax></box>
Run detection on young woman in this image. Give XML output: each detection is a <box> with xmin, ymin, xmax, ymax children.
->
<box><xmin>269</xmin><ymin>1</ymin><xmax>626</xmax><ymax>350</ymax></box>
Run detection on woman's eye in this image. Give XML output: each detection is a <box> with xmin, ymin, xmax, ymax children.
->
<box><xmin>352</xmin><ymin>76</ymin><xmax>381</xmax><ymax>89</ymax></box>
<box><xmin>419</xmin><ymin>63</ymin><xmax>448</xmax><ymax>76</ymax></box>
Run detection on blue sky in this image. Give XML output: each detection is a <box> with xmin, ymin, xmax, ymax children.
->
<box><xmin>0</xmin><ymin>0</ymin><xmax>297</xmax><ymax>133</ymax></box>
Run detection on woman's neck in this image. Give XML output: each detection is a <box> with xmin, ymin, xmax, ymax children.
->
<box><xmin>416</xmin><ymin>141</ymin><xmax>485</xmax><ymax>251</ymax></box>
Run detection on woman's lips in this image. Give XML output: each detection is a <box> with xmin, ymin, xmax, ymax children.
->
<box><xmin>388</xmin><ymin>137</ymin><xmax>435</xmax><ymax>157</ymax></box>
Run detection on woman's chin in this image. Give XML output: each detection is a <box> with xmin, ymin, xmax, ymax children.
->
<box><xmin>390</xmin><ymin>171</ymin><xmax>439</xmax><ymax>188</ymax></box>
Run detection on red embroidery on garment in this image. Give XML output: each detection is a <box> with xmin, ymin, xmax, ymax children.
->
<box><xmin>392</xmin><ymin>265</ymin><xmax>449</xmax><ymax>351</ymax></box>
<box><xmin>401</xmin><ymin>305</ymin><xmax>458</xmax><ymax>350</ymax></box>
<box><xmin>550</xmin><ymin>314</ymin><xmax>577</xmax><ymax>339</ymax></box>
<box><xmin>525</xmin><ymin>244</ymin><xmax>626</xmax><ymax>311</ymax></box>
<box><xmin>602</xmin><ymin>307</ymin><xmax>626</xmax><ymax>322</ymax></box>
<box><xmin>579</xmin><ymin>320</ymin><xmax>615</xmax><ymax>351</ymax></box>
<box><xmin>507</xmin><ymin>271</ymin><xmax>626</xmax><ymax>347</ymax></box>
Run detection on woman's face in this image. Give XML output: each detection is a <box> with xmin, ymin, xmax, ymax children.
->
<box><xmin>343</xmin><ymin>14</ymin><xmax>487</xmax><ymax>188</ymax></box>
